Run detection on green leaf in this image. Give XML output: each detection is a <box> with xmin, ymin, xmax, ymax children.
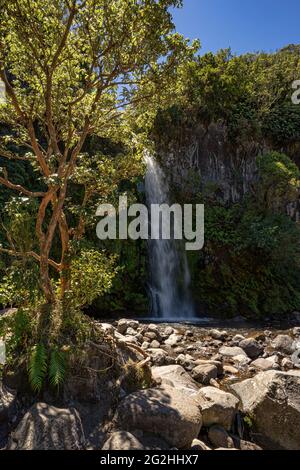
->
<box><xmin>49</xmin><ymin>348</ymin><xmax>65</xmax><ymax>389</ymax></box>
<box><xmin>28</xmin><ymin>343</ymin><xmax>47</xmax><ymax>392</ymax></box>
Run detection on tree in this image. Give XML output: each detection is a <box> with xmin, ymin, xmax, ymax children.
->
<box><xmin>0</xmin><ymin>0</ymin><xmax>196</xmax><ymax>309</ymax></box>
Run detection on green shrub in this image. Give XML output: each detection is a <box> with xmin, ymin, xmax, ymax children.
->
<box><xmin>68</xmin><ymin>249</ymin><xmax>118</xmax><ymax>308</ymax></box>
<box><xmin>192</xmin><ymin>152</ymin><xmax>300</xmax><ymax>317</ymax></box>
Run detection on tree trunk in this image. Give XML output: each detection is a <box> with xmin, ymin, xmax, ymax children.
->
<box><xmin>40</xmin><ymin>253</ymin><xmax>54</xmax><ymax>304</ymax></box>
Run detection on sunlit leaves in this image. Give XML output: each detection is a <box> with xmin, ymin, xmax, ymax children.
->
<box><xmin>0</xmin><ymin>0</ymin><xmax>195</xmax><ymax>147</ymax></box>
<box><xmin>70</xmin><ymin>249</ymin><xmax>118</xmax><ymax>307</ymax></box>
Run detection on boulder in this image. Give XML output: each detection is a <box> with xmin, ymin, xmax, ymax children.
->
<box><xmin>231</xmin><ymin>371</ymin><xmax>300</xmax><ymax>450</ymax></box>
<box><xmin>165</xmin><ymin>356</ymin><xmax>176</xmax><ymax>366</ymax></box>
<box><xmin>185</xmin><ymin>353</ymin><xmax>195</xmax><ymax>362</ymax></box>
<box><xmin>265</xmin><ymin>354</ymin><xmax>279</xmax><ymax>365</ymax></box>
<box><xmin>219</xmin><ymin>346</ymin><xmax>247</xmax><ymax>358</ymax></box>
<box><xmin>175</xmin><ymin>354</ymin><xmax>195</xmax><ymax>371</ymax></box>
<box><xmin>150</xmin><ymin>340</ymin><xmax>161</xmax><ymax>349</ymax></box>
<box><xmin>147</xmin><ymin>324</ymin><xmax>159</xmax><ymax>333</ymax></box>
<box><xmin>185</xmin><ymin>330</ymin><xmax>194</xmax><ymax>338</ymax></box>
<box><xmin>164</xmin><ymin>333</ymin><xmax>183</xmax><ymax>347</ymax></box>
<box><xmin>293</xmin><ymin>338</ymin><xmax>300</xmax><ymax>350</ymax></box>
<box><xmin>239</xmin><ymin>338</ymin><xmax>263</xmax><ymax>359</ymax></box>
<box><xmin>144</xmin><ymin>332</ymin><xmax>157</xmax><ymax>341</ymax></box>
<box><xmin>141</xmin><ymin>341</ymin><xmax>150</xmax><ymax>350</ymax></box>
<box><xmin>0</xmin><ymin>383</ymin><xmax>16</xmax><ymax>423</ymax></box>
<box><xmin>194</xmin><ymin>359</ymin><xmax>223</xmax><ymax>376</ymax></box>
<box><xmin>99</xmin><ymin>323</ymin><xmax>115</xmax><ymax>335</ymax></box>
<box><xmin>8</xmin><ymin>403</ymin><xmax>85</xmax><ymax>450</ymax></box>
<box><xmin>236</xmin><ymin>439</ymin><xmax>262</xmax><ymax>451</ymax></box>
<box><xmin>271</xmin><ymin>334</ymin><xmax>294</xmax><ymax>355</ymax></box>
<box><xmin>175</xmin><ymin>354</ymin><xmax>186</xmax><ymax>366</ymax></box>
<box><xmin>193</xmin><ymin>340</ymin><xmax>204</xmax><ymax>350</ymax></box>
<box><xmin>232</xmin><ymin>354</ymin><xmax>251</xmax><ymax>367</ymax></box>
<box><xmin>209</xmin><ymin>330</ymin><xmax>228</xmax><ymax>341</ymax></box>
<box><xmin>215</xmin><ymin>447</ymin><xmax>238</xmax><ymax>451</ymax></box>
<box><xmin>209</xmin><ymin>378</ymin><xmax>220</xmax><ymax>389</ymax></box>
<box><xmin>114</xmin><ymin>386</ymin><xmax>202</xmax><ymax>448</ymax></box>
<box><xmin>191</xmin><ymin>364</ymin><xmax>218</xmax><ymax>385</ymax></box>
<box><xmin>135</xmin><ymin>333</ymin><xmax>144</xmax><ymax>343</ymax></box>
<box><xmin>231</xmin><ymin>334</ymin><xmax>245</xmax><ymax>345</ymax></box>
<box><xmin>281</xmin><ymin>358</ymin><xmax>294</xmax><ymax>370</ymax></box>
<box><xmin>186</xmin><ymin>344</ymin><xmax>197</xmax><ymax>352</ymax></box>
<box><xmin>251</xmin><ymin>358</ymin><xmax>275</xmax><ymax>371</ymax></box>
<box><xmin>211</xmin><ymin>353</ymin><xmax>223</xmax><ymax>362</ymax></box>
<box><xmin>151</xmin><ymin>365</ymin><xmax>199</xmax><ymax>397</ymax></box>
<box><xmin>124</xmin><ymin>335</ymin><xmax>138</xmax><ymax>344</ymax></box>
<box><xmin>252</xmin><ymin>332</ymin><xmax>266</xmax><ymax>342</ymax></box>
<box><xmin>208</xmin><ymin>425</ymin><xmax>235</xmax><ymax>449</ymax></box>
<box><xmin>117</xmin><ymin>319</ymin><xmax>139</xmax><ymax>335</ymax></box>
<box><xmin>191</xmin><ymin>439</ymin><xmax>211</xmax><ymax>451</ymax></box>
<box><xmin>138</xmin><ymin>434</ymin><xmax>170</xmax><ymax>450</ymax></box>
<box><xmin>126</xmin><ymin>327</ymin><xmax>139</xmax><ymax>336</ymax></box>
<box><xmin>291</xmin><ymin>349</ymin><xmax>300</xmax><ymax>368</ymax></box>
<box><xmin>196</xmin><ymin>386</ymin><xmax>239</xmax><ymax>431</ymax></box>
<box><xmin>163</xmin><ymin>326</ymin><xmax>174</xmax><ymax>337</ymax></box>
<box><xmin>211</xmin><ymin>340</ymin><xmax>223</xmax><ymax>347</ymax></box>
<box><xmin>102</xmin><ymin>431</ymin><xmax>144</xmax><ymax>450</ymax></box>
<box><xmin>223</xmin><ymin>365</ymin><xmax>239</xmax><ymax>375</ymax></box>
<box><xmin>64</xmin><ymin>337</ymin><xmax>142</xmax><ymax>409</ymax></box>
<box><xmin>0</xmin><ymin>381</ymin><xmax>16</xmax><ymax>448</ymax></box>
<box><xmin>148</xmin><ymin>348</ymin><xmax>167</xmax><ymax>366</ymax></box>
<box><xmin>174</xmin><ymin>346</ymin><xmax>185</xmax><ymax>354</ymax></box>
<box><xmin>264</xmin><ymin>330</ymin><xmax>272</xmax><ymax>337</ymax></box>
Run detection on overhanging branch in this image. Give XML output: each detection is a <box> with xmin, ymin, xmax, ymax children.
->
<box><xmin>0</xmin><ymin>247</ymin><xmax>61</xmax><ymax>271</ymax></box>
<box><xmin>0</xmin><ymin>168</ymin><xmax>45</xmax><ymax>198</ymax></box>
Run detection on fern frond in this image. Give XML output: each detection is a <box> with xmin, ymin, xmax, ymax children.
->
<box><xmin>49</xmin><ymin>348</ymin><xmax>65</xmax><ymax>389</ymax></box>
<box><xmin>28</xmin><ymin>343</ymin><xmax>47</xmax><ymax>392</ymax></box>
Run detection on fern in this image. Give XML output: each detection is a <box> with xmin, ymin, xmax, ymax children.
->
<box><xmin>28</xmin><ymin>343</ymin><xmax>47</xmax><ymax>392</ymax></box>
<box><xmin>49</xmin><ymin>348</ymin><xmax>65</xmax><ymax>389</ymax></box>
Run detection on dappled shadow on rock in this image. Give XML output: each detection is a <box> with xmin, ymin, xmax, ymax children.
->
<box><xmin>102</xmin><ymin>431</ymin><xmax>144</xmax><ymax>450</ymax></box>
<box><xmin>114</xmin><ymin>386</ymin><xmax>202</xmax><ymax>449</ymax></box>
<box><xmin>8</xmin><ymin>403</ymin><xmax>85</xmax><ymax>450</ymax></box>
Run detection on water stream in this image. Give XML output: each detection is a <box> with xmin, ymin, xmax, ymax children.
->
<box><xmin>144</xmin><ymin>154</ymin><xmax>195</xmax><ymax>320</ymax></box>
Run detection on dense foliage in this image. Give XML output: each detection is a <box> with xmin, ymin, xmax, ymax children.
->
<box><xmin>153</xmin><ymin>44</ymin><xmax>300</xmax><ymax>317</ymax></box>
<box><xmin>154</xmin><ymin>46</ymin><xmax>300</xmax><ymax>146</ymax></box>
<box><xmin>0</xmin><ymin>1</ymin><xmax>300</xmax><ymax>397</ymax></box>
<box><xmin>192</xmin><ymin>172</ymin><xmax>300</xmax><ymax>316</ymax></box>
<box><xmin>0</xmin><ymin>0</ymin><xmax>196</xmax><ymax>390</ymax></box>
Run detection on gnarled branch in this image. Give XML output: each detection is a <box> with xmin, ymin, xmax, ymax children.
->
<box><xmin>0</xmin><ymin>168</ymin><xmax>45</xmax><ymax>198</ymax></box>
<box><xmin>0</xmin><ymin>247</ymin><xmax>61</xmax><ymax>271</ymax></box>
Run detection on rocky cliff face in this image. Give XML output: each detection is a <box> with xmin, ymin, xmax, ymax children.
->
<box><xmin>157</xmin><ymin>123</ymin><xmax>262</xmax><ymax>203</ymax></box>
<box><xmin>156</xmin><ymin>121</ymin><xmax>300</xmax><ymax>219</ymax></box>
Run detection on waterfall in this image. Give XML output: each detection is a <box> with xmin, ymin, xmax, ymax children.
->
<box><xmin>144</xmin><ymin>154</ymin><xmax>194</xmax><ymax>320</ymax></box>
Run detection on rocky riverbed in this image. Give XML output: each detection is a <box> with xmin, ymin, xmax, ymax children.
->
<box><xmin>101</xmin><ymin>319</ymin><xmax>300</xmax><ymax>450</ymax></box>
<box><xmin>1</xmin><ymin>317</ymin><xmax>300</xmax><ymax>451</ymax></box>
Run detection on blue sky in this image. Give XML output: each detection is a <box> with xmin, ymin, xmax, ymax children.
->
<box><xmin>171</xmin><ymin>0</ymin><xmax>300</xmax><ymax>55</ymax></box>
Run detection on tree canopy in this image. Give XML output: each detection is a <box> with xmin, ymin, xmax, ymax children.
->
<box><xmin>0</xmin><ymin>0</ymin><xmax>197</xmax><ymax>305</ymax></box>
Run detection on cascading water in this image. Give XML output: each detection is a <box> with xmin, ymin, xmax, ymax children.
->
<box><xmin>144</xmin><ymin>154</ymin><xmax>194</xmax><ymax>320</ymax></box>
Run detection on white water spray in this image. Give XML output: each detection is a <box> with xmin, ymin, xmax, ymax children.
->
<box><xmin>144</xmin><ymin>154</ymin><xmax>194</xmax><ymax>320</ymax></box>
